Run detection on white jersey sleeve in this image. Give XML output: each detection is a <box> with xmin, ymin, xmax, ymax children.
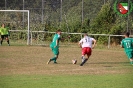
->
<box><xmin>79</xmin><ymin>36</ymin><xmax>94</xmax><ymax>48</ymax></box>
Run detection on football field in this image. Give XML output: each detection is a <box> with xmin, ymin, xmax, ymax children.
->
<box><xmin>0</xmin><ymin>45</ymin><xmax>133</xmax><ymax>88</ymax></box>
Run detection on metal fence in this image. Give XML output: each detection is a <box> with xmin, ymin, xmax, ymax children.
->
<box><xmin>0</xmin><ymin>0</ymin><xmax>118</xmax><ymax>31</ymax></box>
<box><xmin>0</xmin><ymin>0</ymin><xmax>132</xmax><ymax>47</ymax></box>
<box><xmin>6</xmin><ymin>30</ymin><xmax>125</xmax><ymax>48</ymax></box>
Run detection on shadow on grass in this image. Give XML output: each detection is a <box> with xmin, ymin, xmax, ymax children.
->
<box><xmin>89</xmin><ymin>62</ymin><xmax>129</xmax><ymax>65</ymax></box>
<box><xmin>88</xmin><ymin>61</ymin><xmax>132</xmax><ymax>67</ymax></box>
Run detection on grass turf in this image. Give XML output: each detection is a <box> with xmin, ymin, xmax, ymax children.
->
<box><xmin>0</xmin><ymin>46</ymin><xmax>133</xmax><ymax>88</ymax></box>
<box><xmin>0</xmin><ymin>74</ymin><xmax>133</xmax><ymax>88</ymax></box>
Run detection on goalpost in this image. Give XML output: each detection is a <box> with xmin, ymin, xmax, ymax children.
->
<box><xmin>0</xmin><ymin>10</ymin><xmax>30</xmax><ymax>45</ymax></box>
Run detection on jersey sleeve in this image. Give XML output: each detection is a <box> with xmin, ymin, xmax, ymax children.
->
<box><xmin>91</xmin><ymin>38</ymin><xmax>94</xmax><ymax>41</ymax></box>
<box><xmin>79</xmin><ymin>39</ymin><xmax>83</xmax><ymax>44</ymax></box>
<box><xmin>121</xmin><ymin>40</ymin><xmax>124</xmax><ymax>47</ymax></box>
<box><xmin>58</xmin><ymin>34</ymin><xmax>61</xmax><ymax>40</ymax></box>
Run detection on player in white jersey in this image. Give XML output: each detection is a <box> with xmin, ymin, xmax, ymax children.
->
<box><xmin>79</xmin><ymin>33</ymin><xmax>96</xmax><ymax>66</ymax></box>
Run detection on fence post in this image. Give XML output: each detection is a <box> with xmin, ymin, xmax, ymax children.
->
<box><xmin>30</xmin><ymin>30</ymin><xmax>32</xmax><ymax>45</ymax></box>
<box><xmin>108</xmin><ymin>35</ymin><xmax>111</xmax><ymax>48</ymax></box>
<box><xmin>80</xmin><ymin>33</ymin><xmax>82</xmax><ymax>39</ymax></box>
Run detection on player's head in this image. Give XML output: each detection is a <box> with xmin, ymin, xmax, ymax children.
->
<box><xmin>1</xmin><ymin>23</ymin><xmax>5</xmax><ymax>27</ymax></box>
<box><xmin>84</xmin><ymin>33</ymin><xmax>88</xmax><ymax>37</ymax></box>
<box><xmin>56</xmin><ymin>29</ymin><xmax>61</xmax><ymax>35</ymax></box>
<box><xmin>124</xmin><ymin>32</ymin><xmax>130</xmax><ymax>37</ymax></box>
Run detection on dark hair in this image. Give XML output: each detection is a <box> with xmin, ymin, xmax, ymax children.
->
<box><xmin>84</xmin><ymin>33</ymin><xmax>88</xmax><ymax>36</ymax></box>
<box><xmin>56</xmin><ymin>29</ymin><xmax>61</xmax><ymax>33</ymax></box>
<box><xmin>125</xmin><ymin>32</ymin><xmax>130</xmax><ymax>37</ymax></box>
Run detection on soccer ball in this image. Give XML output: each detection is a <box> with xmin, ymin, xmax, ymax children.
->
<box><xmin>72</xmin><ymin>59</ymin><xmax>77</xmax><ymax>64</ymax></box>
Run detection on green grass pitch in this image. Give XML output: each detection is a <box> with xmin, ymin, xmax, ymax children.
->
<box><xmin>0</xmin><ymin>45</ymin><xmax>133</xmax><ymax>88</ymax></box>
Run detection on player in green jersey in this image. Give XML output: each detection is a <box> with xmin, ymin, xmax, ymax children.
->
<box><xmin>121</xmin><ymin>32</ymin><xmax>133</xmax><ymax>65</ymax></box>
<box><xmin>0</xmin><ymin>23</ymin><xmax>10</xmax><ymax>46</ymax></box>
<box><xmin>47</xmin><ymin>30</ymin><xmax>61</xmax><ymax>64</ymax></box>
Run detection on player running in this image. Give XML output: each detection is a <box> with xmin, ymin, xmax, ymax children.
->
<box><xmin>79</xmin><ymin>33</ymin><xmax>96</xmax><ymax>66</ymax></box>
<box><xmin>47</xmin><ymin>30</ymin><xmax>61</xmax><ymax>64</ymax></box>
<box><xmin>121</xmin><ymin>32</ymin><xmax>133</xmax><ymax>65</ymax></box>
<box><xmin>0</xmin><ymin>23</ymin><xmax>10</xmax><ymax>46</ymax></box>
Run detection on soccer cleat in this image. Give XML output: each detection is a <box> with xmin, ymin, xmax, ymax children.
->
<box><xmin>80</xmin><ymin>64</ymin><xmax>83</xmax><ymax>66</ymax></box>
<box><xmin>47</xmin><ymin>59</ymin><xmax>51</xmax><ymax>64</ymax></box>
<box><xmin>54</xmin><ymin>62</ymin><xmax>57</xmax><ymax>64</ymax></box>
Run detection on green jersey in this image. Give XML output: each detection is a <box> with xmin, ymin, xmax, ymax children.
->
<box><xmin>0</xmin><ymin>27</ymin><xmax>9</xmax><ymax>35</ymax></box>
<box><xmin>121</xmin><ymin>38</ymin><xmax>133</xmax><ymax>52</ymax></box>
<box><xmin>50</xmin><ymin>34</ymin><xmax>60</xmax><ymax>47</ymax></box>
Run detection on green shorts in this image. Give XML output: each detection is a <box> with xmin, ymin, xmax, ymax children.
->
<box><xmin>50</xmin><ymin>43</ymin><xmax>59</xmax><ymax>55</ymax></box>
<box><xmin>125</xmin><ymin>51</ymin><xmax>133</xmax><ymax>59</ymax></box>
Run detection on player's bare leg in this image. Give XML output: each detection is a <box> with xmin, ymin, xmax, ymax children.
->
<box><xmin>130</xmin><ymin>58</ymin><xmax>133</xmax><ymax>65</ymax></box>
<box><xmin>6</xmin><ymin>37</ymin><xmax>10</xmax><ymax>46</ymax></box>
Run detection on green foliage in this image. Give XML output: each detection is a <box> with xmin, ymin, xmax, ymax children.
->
<box><xmin>69</xmin><ymin>34</ymin><xmax>81</xmax><ymax>42</ymax></box>
<box><xmin>90</xmin><ymin>2</ymin><xmax>117</xmax><ymax>44</ymax></box>
<box><xmin>98</xmin><ymin>36</ymin><xmax>109</xmax><ymax>45</ymax></box>
<box><xmin>90</xmin><ymin>2</ymin><xmax>116</xmax><ymax>34</ymax></box>
<box><xmin>110</xmin><ymin>24</ymin><xmax>123</xmax><ymax>35</ymax></box>
<box><xmin>0</xmin><ymin>0</ymin><xmax>133</xmax><ymax>45</ymax></box>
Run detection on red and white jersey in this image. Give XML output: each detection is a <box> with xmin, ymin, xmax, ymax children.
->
<box><xmin>79</xmin><ymin>36</ymin><xmax>94</xmax><ymax>48</ymax></box>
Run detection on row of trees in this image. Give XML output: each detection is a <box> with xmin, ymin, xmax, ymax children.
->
<box><xmin>0</xmin><ymin>0</ymin><xmax>133</xmax><ymax>45</ymax></box>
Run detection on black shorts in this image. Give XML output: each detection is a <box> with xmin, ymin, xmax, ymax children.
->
<box><xmin>1</xmin><ymin>35</ymin><xmax>9</xmax><ymax>39</ymax></box>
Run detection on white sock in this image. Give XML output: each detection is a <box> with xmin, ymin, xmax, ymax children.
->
<box><xmin>81</xmin><ymin>56</ymin><xmax>85</xmax><ymax>62</ymax></box>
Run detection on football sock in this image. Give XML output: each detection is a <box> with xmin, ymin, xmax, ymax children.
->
<box><xmin>51</xmin><ymin>57</ymin><xmax>57</xmax><ymax>62</ymax></box>
<box><xmin>7</xmin><ymin>40</ymin><xmax>10</xmax><ymax>46</ymax></box>
<box><xmin>81</xmin><ymin>56</ymin><xmax>85</xmax><ymax>62</ymax></box>
<box><xmin>54</xmin><ymin>58</ymin><xmax>57</xmax><ymax>63</ymax></box>
<box><xmin>80</xmin><ymin>59</ymin><xmax>88</xmax><ymax>66</ymax></box>
<box><xmin>130</xmin><ymin>61</ymin><xmax>133</xmax><ymax>65</ymax></box>
<box><xmin>7</xmin><ymin>40</ymin><xmax>10</xmax><ymax>44</ymax></box>
<box><xmin>1</xmin><ymin>40</ymin><xmax>3</xmax><ymax>45</ymax></box>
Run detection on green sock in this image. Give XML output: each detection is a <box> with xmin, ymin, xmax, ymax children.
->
<box><xmin>51</xmin><ymin>57</ymin><xmax>56</xmax><ymax>62</ymax></box>
<box><xmin>130</xmin><ymin>61</ymin><xmax>133</xmax><ymax>65</ymax></box>
<box><xmin>53</xmin><ymin>57</ymin><xmax>57</xmax><ymax>63</ymax></box>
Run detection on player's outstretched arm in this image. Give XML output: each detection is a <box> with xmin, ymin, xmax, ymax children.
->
<box><xmin>78</xmin><ymin>42</ymin><xmax>82</xmax><ymax>48</ymax></box>
<box><xmin>120</xmin><ymin>41</ymin><xmax>124</xmax><ymax>48</ymax></box>
<box><xmin>120</xmin><ymin>45</ymin><xmax>124</xmax><ymax>48</ymax></box>
<box><xmin>92</xmin><ymin>39</ymin><xmax>96</xmax><ymax>49</ymax></box>
<box><xmin>54</xmin><ymin>39</ymin><xmax>58</xmax><ymax>48</ymax></box>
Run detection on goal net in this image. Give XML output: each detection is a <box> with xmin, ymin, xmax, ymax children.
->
<box><xmin>0</xmin><ymin>10</ymin><xmax>30</xmax><ymax>45</ymax></box>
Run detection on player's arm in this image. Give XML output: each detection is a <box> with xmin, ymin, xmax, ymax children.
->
<box><xmin>92</xmin><ymin>39</ymin><xmax>96</xmax><ymax>49</ymax></box>
<box><xmin>78</xmin><ymin>42</ymin><xmax>82</xmax><ymax>48</ymax></box>
<box><xmin>78</xmin><ymin>39</ymin><xmax>83</xmax><ymax>48</ymax></box>
<box><xmin>120</xmin><ymin>41</ymin><xmax>124</xmax><ymax>48</ymax></box>
<box><xmin>121</xmin><ymin>45</ymin><xmax>124</xmax><ymax>48</ymax></box>
<box><xmin>54</xmin><ymin>35</ymin><xmax>60</xmax><ymax>48</ymax></box>
<box><xmin>54</xmin><ymin>39</ymin><xmax>58</xmax><ymax>48</ymax></box>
